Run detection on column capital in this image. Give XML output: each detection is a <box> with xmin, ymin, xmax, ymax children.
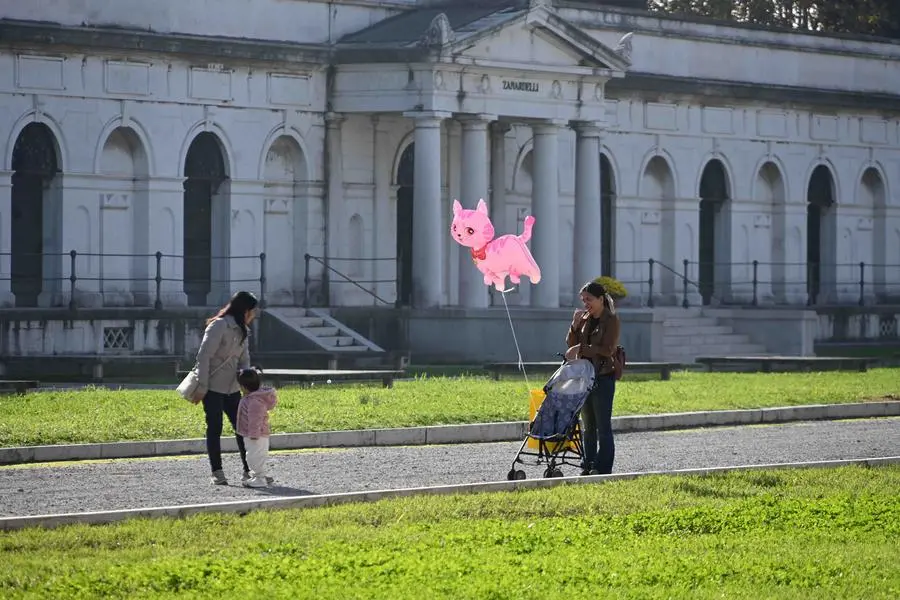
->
<box><xmin>457</xmin><ymin>113</ymin><xmax>497</xmax><ymax>129</ymax></box>
<box><xmin>571</xmin><ymin>121</ymin><xmax>606</xmax><ymax>137</ymax></box>
<box><xmin>0</xmin><ymin>171</ymin><xmax>11</xmax><ymax>186</ymax></box>
<box><xmin>532</xmin><ymin>119</ymin><xmax>566</xmax><ymax>134</ymax></box>
<box><xmin>325</xmin><ymin>112</ymin><xmax>345</xmax><ymax>128</ymax></box>
<box><xmin>491</xmin><ymin>121</ymin><xmax>512</xmax><ymax>136</ymax></box>
<box><xmin>403</xmin><ymin>110</ymin><xmax>452</xmax><ymax>125</ymax></box>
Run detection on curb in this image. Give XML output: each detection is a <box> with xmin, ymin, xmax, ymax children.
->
<box><xmin>1</xmin><ymin>400</ymin><xmax>898</xmax><ymax>466</ymax></box>
<box><xmin>2</xmin><ymin>456</ymin><xmax>898</xmax><ymax>531</ymax></box>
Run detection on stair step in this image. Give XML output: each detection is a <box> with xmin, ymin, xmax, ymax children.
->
<box><xmin>304</xmin><ymin>326</ymin><xmax>340</xmax><ymax>338</ymax></box>
<box><xmin>662</xmin><ymin>325</ymin><xmax>734</xmax><ymax>337</ymax></box>
<box><xmin>295</xmin><ymin>317</ymin><xmax>327</xmax><ymax>328</ymax></box>
<box><xmin>317</xmin><ymin>336</ymin><xmax>358</xmax><ymax>348</ymax></box>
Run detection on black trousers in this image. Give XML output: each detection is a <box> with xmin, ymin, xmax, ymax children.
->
<box><xmin>202</xmin><ymin>391</ymin><xmax>249</xmax><ymax>473</ymax></box>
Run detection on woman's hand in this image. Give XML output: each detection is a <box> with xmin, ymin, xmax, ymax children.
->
<box><xmin>564</xmin><ymin>345</ymin><xmax>580</xmax><ymax>360</ymax></box>
<box><xmin>191</xmin><ymin>390</ymin><xmax>205</xmax><ymax>404</ymax></box>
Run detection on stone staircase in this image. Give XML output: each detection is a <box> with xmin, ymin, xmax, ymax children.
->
<box><xmin>659</xmin><ymin>308</ymin><xmax>769</xmax><ymax>364</ymax></box>
<box><xmin>264</xmin><ymin>307</ymin><xmax>384</xmax><ymax>355</ymax></box>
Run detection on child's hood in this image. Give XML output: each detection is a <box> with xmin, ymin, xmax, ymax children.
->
<box><xmin>246</xmin><ymin>386</ymin><xmax>277</xmax><ymax>408</ymax></box>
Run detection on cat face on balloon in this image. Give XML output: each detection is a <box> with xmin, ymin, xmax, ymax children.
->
<box><xmin>451</xmin><ymin>199</ymin><xmax>495</xmax><ymax>249</ymax></box>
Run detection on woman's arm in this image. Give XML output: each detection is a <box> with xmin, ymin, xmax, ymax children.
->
<box><xmin>238</xmin><ymin>336</ymin><xmax>250</xmax><ymax>370</ymax></box>
<box><xmin>565</xmin><ymin>310</ymin><xmax>582</xmax><ymax>348</ymax></box>
<box><xmin>195</xmin><ymin>319</ymin><xmax>225</xmax><ymax>396</ymax></box>
<box><xmin>578</xmin><ymin>316</ymin><xmax>620</xmax><ymax>359</ymax></box>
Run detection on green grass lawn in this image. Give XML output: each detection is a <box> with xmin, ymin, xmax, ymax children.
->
<box><xmin>1</xmin><ymin>465</ymin><xmax>898</xmax><ymax>598</ymax></box>
<box><xmin>0</xmin><ymin>369</ymin><xmax>897</xmax><ymax>448</ymax></box>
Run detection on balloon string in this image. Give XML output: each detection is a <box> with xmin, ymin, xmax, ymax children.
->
<box><xmin>500</xmin><ymin>288</ymin><xmax>530</xmax><ymax>391</ymax></box>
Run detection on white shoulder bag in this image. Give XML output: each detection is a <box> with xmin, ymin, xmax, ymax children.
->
<box><xmin>177</xmin><ymin>350</ymin><xmax>241</xmax><ymax>402</ymax></box>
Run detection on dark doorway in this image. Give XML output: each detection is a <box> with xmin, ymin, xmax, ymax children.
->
<box><xmin>807</xmin><ymin>165</ymin><xmax>835</xmax><ymax>305</ymax></box>
<box><xmin>395</xmin><ymin>143</ymin><xmax>414</xmax><ymax>306</ymax></box>
<box><xmin>11</xmin><ymin>123</ymin><xmax>58</xmax><ymax>307</ymax></box>
<box><xmin>698</xmin><ymin>160</ymin><xmax>729</xmax><ymax>305</ymax></box>
<box><xmin>183</xmin><ymin>132</ymin><xmax>226</xmax><ymax>306</ymax></box>
<box><xmin>600</xmin><ymin>154</ymin><xmax>615</xmax><ymax>277</ymax></box>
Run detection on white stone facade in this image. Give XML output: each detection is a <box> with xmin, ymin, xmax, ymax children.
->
<box><xmin>0</xmin><ymin>0</ymin><xmax>898</xmax><ymax>316</ymax></box>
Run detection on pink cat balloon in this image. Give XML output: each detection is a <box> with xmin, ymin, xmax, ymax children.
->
<box><xmin>451</xmin><ymin>198</ymin><xmax>542</xmax><ymax>291</ymax></box>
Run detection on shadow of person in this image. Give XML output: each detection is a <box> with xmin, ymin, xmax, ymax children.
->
<box><xmin>250</xmin><ymin>484</ymin><xmax>316</xmax><ymax>497</ymax></box>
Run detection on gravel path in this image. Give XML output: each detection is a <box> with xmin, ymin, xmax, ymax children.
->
<box><xmin>2</xmin><ymin>418</ymin><xmax>898</xmax><ymax>518</ymax></box>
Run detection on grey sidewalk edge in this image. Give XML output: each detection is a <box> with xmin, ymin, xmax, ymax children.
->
<box><xmin>2</xmin><ymin>456</ymin><xmax>898</xmax><ymax>531</ymax></box>
<box><xmin>2</xmin><ymin>400</ymin><xmax>899</xmax><ymax>466</ymax></box>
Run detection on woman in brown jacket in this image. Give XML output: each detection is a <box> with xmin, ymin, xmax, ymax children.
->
<box><xmin>565</xmin><ymin>281</ymin><xmax>620</xmax><ymax>475</ymax></box>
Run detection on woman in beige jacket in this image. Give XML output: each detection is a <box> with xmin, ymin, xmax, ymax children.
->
<box><xmin>192</xmin><ymin>290</ymin><xmax>259</xmax><ymax>485</ymax></box>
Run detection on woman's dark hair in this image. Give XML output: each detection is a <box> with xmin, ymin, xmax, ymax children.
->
<box><xmin>237</xmin><ymin>367</ymin><xmax>262</xmax><ymax>392</ymax></box>
<box><xmin>207</xmin><ymin>290</ymin><xmax>259</xmax><ymax>341</ymax></box>
<box><xmin>580</xmin><ymin>281</ymin><xmax>613</xmax><ymax>311</ymax></box>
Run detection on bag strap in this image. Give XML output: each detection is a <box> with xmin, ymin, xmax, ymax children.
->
<box><xmin>194</xmin><ymin>346</ymin><xmax>243</xmax><ymax>377</ymax></box>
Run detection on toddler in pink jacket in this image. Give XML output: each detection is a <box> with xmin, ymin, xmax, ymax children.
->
<box><xmin>236</xmin><ymin>367</ymin><xmax>278</xmax><ymax>488</ymax></box>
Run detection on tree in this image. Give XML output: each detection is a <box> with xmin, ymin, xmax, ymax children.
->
<box><xmin>646</xmin><ymin>0</ymin><xmax>900</xmax><ymax>38</ymax></box>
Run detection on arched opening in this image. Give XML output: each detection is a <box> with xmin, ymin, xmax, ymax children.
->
<box><xmin>262</xmin><ymin>135</ymin><xmax>307</xmax><ymax>305</ymax></box>
<box><xmin>860</xmin><ymin>167</ymin><xmax>887</xmax><ymax>300</ymax></box>
<box><xmin>11</xmin><ymin>122</ymin><xmax>60</xmax><ymax>307</ymax></box>
<box><xmin>641</xmin><ymin>156</ymin><xmax>676</xmax><ymax>298</ymax></box>
<box><xmin>756</xmin><ymin>162</ymin><xmax>787</xmax><ymax>299</ymax></box>
<box><xmin>99</xmin><ymin>127</ymin><xmax>149</xmax><ymax>305</ymax></box>
<box><xmin>600</xmin><ymin>154</ymin><xmax>616</xmax><ymax>277</ymax></box>
<box><xmin>806</xmin><ymin>165</ymin><xmax>836</xmax><ymax>304</ymax></box>
<box><xmin>698</xmin><ymin>160</ymin><xmax>731</xmax><ymax>305</ymax></box>
<box><xmin>183</xmin><ymin>132</ymin><xmax>227</xmax><ymax>306</ymax></box>
<box><xmin>395</xmin><ymin>142</ymin><xmax>414</xmax><ymax>306</ymax></box>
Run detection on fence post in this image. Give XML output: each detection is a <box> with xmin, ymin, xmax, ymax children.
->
<box><xmin>752</xmin><ymin>260</ymin><xmax>758</xmax><ymax>306</ymax></box>
<box><xmin>154</xmin><ymin>251</ymin><xmax>163</xmax><ymax>309</ymax></box>
<box><xmin>68</xmin><ymin>250</ymin><xmax>77</xmax><ymax>310</ymax></box>
<box><xmin>647</xmin><ymin>258</ymin><xmax>655</xmax><ymax>308</ymax></box>
<box><xmin>303</xmin><ymin>253</ymin><xmax>311</xmax><ymax>308</ymax></box>
<box><xmin>682</xmin><ymin>259</ymin><xmax>689</xmax><ymax>308</ymax></box>
<box><xmin>859</xmin><ymin>261</ymin><xmax>865</xmax><ymax>306</ymax></box>
<box><xmin>259</xmin><ymin>252</ymin><xmax>267</xmax><ymax>308</ymax></box>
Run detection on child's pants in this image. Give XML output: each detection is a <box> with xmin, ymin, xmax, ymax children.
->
<box><xmin>245</xmin><ymin>437</ymin><xmax>270</xmax><ymax>480</ymax></box>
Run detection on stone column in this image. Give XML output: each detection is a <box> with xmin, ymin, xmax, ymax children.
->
<box><xmin>229</xmin><ymin>179</ymin><xmax>267</xmax><ymax>301</ymax></box>
<box><xmin>459</xmin><ymin>114</ymin><xmax>493</xmax><ymax>308</ymax></box>
<box><xmin>405</xmin><ymin>110</ymin><xmax>448</xmax><ymax>308</ymax></box>
<box><xmin>531</xmin><ymin>121</ymin><xmax>562</xmax><ymax>308</ymax></box>
<box><xmin>0</xmin><ymin>171</ymin><xmax>13</xmax><ymax>306</ymax></box>
<box><xmin>490</xmin><ymin>122</ymin><xmax>510</xmax><ymax>306</ymax></box>
<box><xmin>573</xmin><ymin>122</ymin><xmax>603</xmax><ymax>290</ymax></box>
<box><xmin>145</xmin><ymin>177</ymin><xmax>188</xmax><ymax>306</ymax></box>
<box><xmin>325</xmin><ymin>112</ymin><xmax>345</xmax><ymax>306</ymax></box>
<box><xmin>372</xmin><ymin>116</ymin><xmax>392</xmax><ymax>304</ymax></box>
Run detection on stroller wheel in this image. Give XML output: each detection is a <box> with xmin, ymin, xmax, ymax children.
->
<box><xmin>543</xmin><ymin>467</ymin><xmax>563</xmax><ymax>479</ymax></box>
<box><xmin>507</xmin><ymin>469</ymin><xmax>526</xmax><ymax>481</ymax></box>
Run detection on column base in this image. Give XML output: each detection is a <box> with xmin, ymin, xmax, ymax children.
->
<box><xmin>101</xmin><ymin>291</ymin><xmax>136</xmax><ymax>307</ymax></box>
<box><xmin>0</xmin><ymin>291</ymin><xmax>14</xmax><ymax>308</ymax></box>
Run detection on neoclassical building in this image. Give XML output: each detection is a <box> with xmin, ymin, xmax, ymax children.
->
<box><xmin>0</xmin><ymin>0</ymin><xmax>898</xmax><ymax>366</ymax></box>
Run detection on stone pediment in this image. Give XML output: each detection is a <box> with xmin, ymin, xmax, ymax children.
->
<box><xmin>445</xmin><ymin>7</ymin><xmax>630</xmax><ymax>75</ymax></box>
<box><xmin>337</xmin><ymin>4</ymin><xmax>630</xmax><ymax>76</ymax></box>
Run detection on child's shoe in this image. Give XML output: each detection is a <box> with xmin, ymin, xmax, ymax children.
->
<box><xmin>242</xmin><ymin>476</ymin><xmax>268</xmax><ymax>489</ymax></box>
<box><xmin>210</xmin><ymin>469</ymin><xmax>228</xmax><ymax>485</ymax></box>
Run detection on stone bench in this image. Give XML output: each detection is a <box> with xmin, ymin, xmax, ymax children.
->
<box><xmin>177</xmin><ymin>368</ymin><xmax>406</xmax><ymax>389</ymax></box>
<box><xmin>484</xmin><ymin>361</ymin><xmax>682</xmax><ymax>381</ymax></box>
<box><xmin>0</xmin><ymin>380</ymin><xmax>40</xmax><ymax>394</ymax></box>
<box><xmin>694</xmin><ymin>356</ymin><xmax>877</xmax><ymax>373</ymax></box>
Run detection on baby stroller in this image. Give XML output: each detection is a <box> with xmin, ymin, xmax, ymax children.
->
<box><xmin>506</xmin><ymin>358</ymin><xmax>596</xmax><ymax>480</ymax></box>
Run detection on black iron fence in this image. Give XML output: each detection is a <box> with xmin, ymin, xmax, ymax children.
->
<box><xmin>3</xmin><ymin>250</ymin><xmax>899</xmax><ymax>310</ymax></box>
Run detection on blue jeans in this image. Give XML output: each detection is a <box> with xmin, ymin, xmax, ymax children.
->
<box><xmin>580</xmin><ymin>375</ymin><xmax>616</xmax><ymax>474</ymax></box>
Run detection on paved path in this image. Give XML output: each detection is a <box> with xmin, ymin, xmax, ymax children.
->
<box><xmin>1</xmin><ymin>417</ymin><xmax>898</xmax><ymax>518</ymax></box>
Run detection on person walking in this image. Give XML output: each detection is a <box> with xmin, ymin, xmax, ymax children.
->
<box><xmin>192</xmin><ymin>290</ymin><xmax>259</xmax><ymax>485</ymax></box>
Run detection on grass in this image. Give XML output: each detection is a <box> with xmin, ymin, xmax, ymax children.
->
<box><xmin>1</xmin><ymin>465</ymin><xmax>898</xmax><ymax>598</ymax></box>
<box><xmin>0</xmin><ymin>369</ymin><xmax>897</xmax><ymax>448</ymax></box>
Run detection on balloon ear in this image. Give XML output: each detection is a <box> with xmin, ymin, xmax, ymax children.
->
<box><xmin>452</xmin><ymin>199</ymin><xmax>462</xmax><ymax>215</ymax></box>
<box><xmin>476</xmin><ymin>199</ymin><xmax>488</xmax><ymax>215</ymax></box>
